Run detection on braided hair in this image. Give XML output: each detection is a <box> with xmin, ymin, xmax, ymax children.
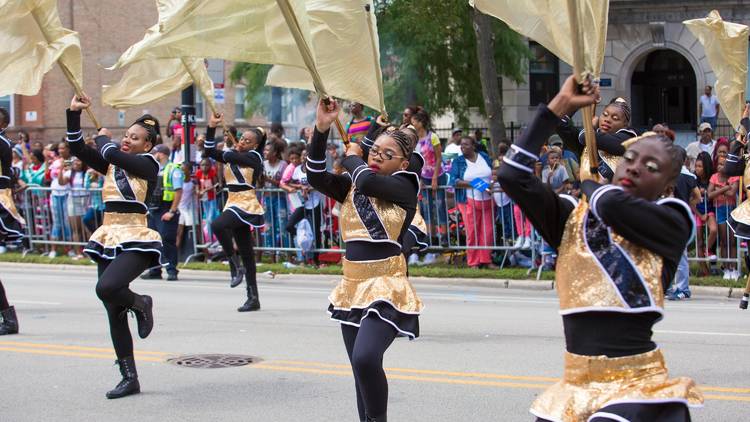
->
<box><xmin>133</xmin><ymin>114</ymin><xmax>161</xmax><ymax>146</ymax></box>
<box><xmin>607</xmin><ymin>97</ymin><xmax>631</xmax><ymax>124</ymax></box>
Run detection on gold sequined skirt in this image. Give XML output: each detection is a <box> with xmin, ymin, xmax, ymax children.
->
<box><xmin>224</xmin><ymin>189</ymin><xmax>265</xmax><ymax>227</ymax></box>
<box><xmin>328</xmin><ymin>254</ymin><xmax>423</xmax><ymax>338</ymax></box>
<box><xmin>85</xmin><ymin>212</ymin><xmax>164</xmax><ymax>269</ymax></box>
<box><xmin>0</xmin><ymin>188</ymin><xmax>24</xmax><ymax>240</ymax></box>
<box><xmin>530</xmin><ymin>349</ymin><xmax>703</xmax><ymax>422</ymax></box>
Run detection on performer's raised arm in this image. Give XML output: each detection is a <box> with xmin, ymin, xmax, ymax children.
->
<box><xmin>498</xmin><ymin>75</ymin><xmax>598</xmax><ymax>249</ymax></box>
<box><xmin>305</xmin><ymin>99</ymin><xmax>353</xmax><ymax>203</ymax></box>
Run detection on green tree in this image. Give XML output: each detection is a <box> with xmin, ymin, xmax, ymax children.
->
<box><xmin>375</xmin><ymin>0</ymin><xmax>529</xmax><ymax>131</ymax></box>
<box><xmin>229</xmin><ymin>63</ymin><xmax>310</xmax><ymax>123</ymax></box>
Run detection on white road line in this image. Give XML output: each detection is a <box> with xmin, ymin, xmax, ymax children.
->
<box><xmin>655</xmin><ymin>329</ymin><xmax>750</xmax><ymax>337</ymax></box>
<box><xmin>14</xmin><ymin>300</ymin><xmax>62</xmax><ymax>305</ymax></box>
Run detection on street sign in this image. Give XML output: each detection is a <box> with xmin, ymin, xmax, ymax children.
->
<box><xmin>214</xmin><ymin>88</ymin><xmax>225</xmax><ymax>104</ymax></box>
<box><xmin>207</xmin><ymin>59</ymin><xmax>225</xmax><ymax>89</ymax></box>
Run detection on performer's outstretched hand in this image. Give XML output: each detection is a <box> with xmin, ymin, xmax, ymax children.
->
<box><xmin>70</xmin><ymin>95</ymin><xmax>91</xmax><ymax>112</ymax></box>
<box><xmin>315</xmin><ymin>99</ymin><xmax>340</xmax><ymax>133</ymax></box>
<box><xmin>209</xmin><ymin>112</ymin><xmax>224</xmax><ymax>129</ymax></box>
<box><xmin>548</xmin><ymin>75</ymin><xmax>599</xmax><ymax>118</ymax></box>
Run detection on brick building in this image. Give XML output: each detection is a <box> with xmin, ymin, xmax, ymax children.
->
<box><xmin>4</xmin><ymin>0</ymin><xmax>313</xmax><ymax>144</ymax></box>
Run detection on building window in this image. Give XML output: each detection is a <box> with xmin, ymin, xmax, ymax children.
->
<box><xmin>529</xmin><ymin>42</ymin><xmax>559</xmax><ymax>106</ymax></box>
<box><xmin>0</xmin><ymin>95</ymin><xmax>13</xmax><ymax>126</ymax></box>
<box><xmin>195</xmin><ymin>90</ymin><xmax>205</xmax><ymax>121</ymax></box>
<box><xmin>235</xmin><ymin>86</ymin><xmax>246</xmax><ymax>120</ymax></box>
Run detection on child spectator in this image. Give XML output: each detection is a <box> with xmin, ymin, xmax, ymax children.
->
<box><xmin>693</xmin><ymin>152</ymin><xmax>717</xmax><ymax>277</ymax></box>
<box><xmin>709</xmin><ymin>156</ymin><xmax>740</xmax><ymax>279</ymax></box>
<box><xmin>196</xmin><ymin>159</ymin><xmax>219</xmax><ymax>241</ymax></box>
<box><xmin>263</xmin><ymin>138</ymin><xmax>289</xmax><ymax>254</ymax></box>
<box><xmin>176</xmin><ymin>162</ymin><xmax>196</xmax><ymax>252</ymax></box>
<box><xmin>83</xmin><ymin>168</ymin><xmax>104</xmax><ymax>234</ymax></box>
<box><xmin>541</xmin><ymin>146</ymin><xmax>569</xmax><ymax>193</ymax></box>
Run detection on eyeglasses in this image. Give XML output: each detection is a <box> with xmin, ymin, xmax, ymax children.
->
<box><xmin>369</xmin><ymin>146</ymin><xmax>404</xmax><ymax>161</ymax></box>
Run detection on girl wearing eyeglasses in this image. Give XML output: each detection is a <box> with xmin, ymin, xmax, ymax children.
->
<box><xmin>307</xmin><ymin>99</ymin><xmax>423</xmax><ymax>422</ymax></box>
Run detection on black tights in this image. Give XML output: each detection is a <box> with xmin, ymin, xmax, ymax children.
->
<box><xmin>341</xmin><ymin>316</ymin><xmax>398</xmax><ymax>421</ymax></box>
<box><xmin>0</xmin><ymin>280</ymin><xmax>9</xmax><ymax>310</ymax></box>
<box><xmin>96</xmin><ymin>252</ymin><xmax>152</xmax><ymax>359</ymax></box>
<box><xmin>211</xmin><ymin>212</ymin><xmax>257</xmax><ymax>292</ymax></box>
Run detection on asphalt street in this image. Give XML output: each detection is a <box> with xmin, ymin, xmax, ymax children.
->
<box><xmin>0</xmin><ymin>263</ymin><xmax>748</xmax><ymax>421</ymax></box>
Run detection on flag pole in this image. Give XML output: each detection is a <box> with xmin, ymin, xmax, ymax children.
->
<box><xmin>566</xmin><ymin>0</ymin><xmax>599</xmax><ymax>180</ymax></box>
<box><xmin>179</xmin><ymin>58</ymin><xmax>237</xmax><ymax>146</ymax></box>
<box><xmin>276</xmin><ymin>0</ymin><xmax>349</xmax><ymax>145</ymax></box>
<box><xmin>58</xmin><ymin>61</ymin><xmax>101</xmax><ymax>130</ymax></box>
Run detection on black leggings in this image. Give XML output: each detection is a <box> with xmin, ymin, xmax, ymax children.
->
<box><xmin>341</xmin><ymin>316</ymin><xmax>398</xmax><ymax>421</ymax></box>
<box><xmin>96</xmin><ymin>252</ymin><xmax>152</xmax><ymax>359</ymax></box>
<box><xmin>211</xmin><ymin>211</ymin><xmax>257</xmax><ymax>292</ymax></box>
<box><xmin>536</xmin><ymin>401</ymin><xmax>691</xmax><ymax>422</ymax></box>
<box><xmin>0</xmin><ymin>280</ymin><xmax>9</xmax><ymax>310</ymax></box>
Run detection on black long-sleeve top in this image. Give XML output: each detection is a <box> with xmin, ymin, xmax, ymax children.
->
<box><xmin>306</xmin><ymin>128</ymin><xmax>419</xmax><ymax>261</ymax></box>
<box><xmin>203</xmin><ymin>127</ymin><xmax>262</xmax><ymax>191</ymax></box>
<box><xmin>498</xmin><ymin>105</ymin><xmax>693</xmax><ymax>357</ymax></box>
<box><xmin>66</xmin><ymin>109</ymin><xmax>158</xmax><ymax>214</ymax></box>
<box><xmin>724</xmin><ymin>117</ymin><xmax>750</xmax><ymax>178</ymax></box>
<box><xmin>556</xmin><ymin>115</ymin><xmax>638</xmax><ymax>158</ymax></box>
<box><xmin>0</xmin><ymin>130</ymin><xmax>16</xmax><ymax>189</ymax></box>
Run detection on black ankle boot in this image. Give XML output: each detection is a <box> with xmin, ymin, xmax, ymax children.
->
<box><xmin>131</xmin><ymin>295</ymin><xmax>154</xmax><ymax>339</ymax></box>
<box><xmin>106</xmin><ymin>356</ymin><xmax>140</xmax><ymax>399</ymax></box>
<box><xmin>229</xmin><ymin>255</ymin><xmax>246</xmax><ymax>288</ymax></box>
<box><xmin>0</xmin><ymin>306</ymin><xmax>19</xmax><ymax>335</ymax></box>
<box><xmin>237</xmin><ymin>286</ymin><xmax>260</xmax><ymax>312</ymax></box>
<box><xmin>366</xmin><ymin>414</ymin><xmax>386</xmax><ymax>422</ymax></box>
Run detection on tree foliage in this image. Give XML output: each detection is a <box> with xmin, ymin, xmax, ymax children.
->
<box><xmin>230</xmin><ymin>1</ymin><xmax>530</xmax><ymax>124</ymax></box>
<box><xmin>375</xmin><ymin>0</ymin><xmax>530</xmax><ymax>125</ymax></box>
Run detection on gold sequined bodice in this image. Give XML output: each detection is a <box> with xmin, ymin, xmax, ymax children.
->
<box><xmin>340</xmin><ymin>187</ymin><xmax>407</xmax><ymax>246</ymax></box>
<box><xmin>555</xmin><ymin>200</ymin><xmax>664</xmax><ymax>314</ymax></box>
<box><xmin>101</xmin><ymin>165</ymin><xmax>149</xmax><ymax>206</ymax></box>
<box><xmin>224</xmin><ymin>163</ymin><xmax>256</xmax><ymax>187</ymax></box>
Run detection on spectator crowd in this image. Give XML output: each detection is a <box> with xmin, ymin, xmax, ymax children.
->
<box><xmin>1</xmin><ymin>90</ymin><xmax>743</xmax><ymax>298</ymax></box>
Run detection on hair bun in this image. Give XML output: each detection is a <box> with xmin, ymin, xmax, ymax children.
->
<box><xmin>134</xmin><ymin>114</ymin><xmax>161</xmax><ymax>144</ymax></box>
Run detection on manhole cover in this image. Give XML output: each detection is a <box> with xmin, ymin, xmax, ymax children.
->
<box><xmin>166</xmin><ymin>354</ymin><xmax>261</xmax><ymax>369</ymax></box>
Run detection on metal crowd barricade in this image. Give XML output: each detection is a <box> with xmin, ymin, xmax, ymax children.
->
<box><xmin>688</xmin><ymin>189</ymin><xmax>745</xmax><ymax>277</ymax></box>
<box><xmin>18</xmin><ymin>184</ymin><xmax>546</xmax><ymax>276</ymax></box>
<box><xmin>22</xmin><ymin>186</ymin><xmax>104</xmax><ymax>253</ymax></box>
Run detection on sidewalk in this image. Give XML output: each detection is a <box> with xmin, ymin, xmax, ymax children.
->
<box><xmin>0</xmin><ymin>261</ymin><xmax>740</xmax><ymax>299</ymax></box>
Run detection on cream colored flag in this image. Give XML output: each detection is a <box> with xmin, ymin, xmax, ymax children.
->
<box><xmin>685</xmin><ymin>10</ymin><xmax>749</xmax><ymax>130</ymax></box>
<box><xmin>112</xmin><ymin>0</ymin><xmax>313</xmax><ymax>71</ymax></box>
<box><xmin>469</xmin><ymin>0</ymin><xmax>608</xmax><ymax>79</ymax></box>
<box><xmin>103</xmin><ymin>58</ymin><xmax>216</xmax><ymax>114</ymax></box>
<box><xmin>0</xmin><ymin>0</ymin><xmax>83</xmax><ymax>96</ymax></box>
<box><xmin>266</xmin><ymin>0</ymin><xmax>385</xmax><ymax>113</ymax></box>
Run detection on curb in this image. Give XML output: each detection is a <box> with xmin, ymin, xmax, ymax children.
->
<box><xmin>1</xmin><ymin>261</ymin><xmax>740</xmax><ymax>299</ymax></box>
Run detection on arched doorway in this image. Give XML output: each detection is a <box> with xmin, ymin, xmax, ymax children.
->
<box><xmin>631</xmin><ymin>49</ymin><xmax>697</xmax><ymax>131</ymax></box>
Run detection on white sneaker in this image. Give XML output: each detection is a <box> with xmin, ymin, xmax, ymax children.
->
<box><xmin>708</xmin><ymin>254</ymin><xmax>717</xmax><ymax>262</ymax></box>
<box><xmin>522</xmin><ymin>237</ymin><xmax>533</xmax><ymax>249</ymax></box>
<box><xmin>48</xmin><ymin>250</ymin><xmax>57</xmax><ymax>259</ymax></box>
<box><xmin>67</xmin><ymin>249</ymin><xmax>77</xmax><ymax>257</ymax></box>
<box><xmin>408</xmin><ymin>254</ymin><xmax>421</xmax><ymax>266</ymax></box>
<box><xmin>513</xmin><ymin>236</ymin><xmax>524</xmax><ymax>249</ymax></box>
<box><xmin>0</xmin><ymin>245</ymin><xmax>6</xmax><ymax>254</ymax></box>
<box><xmin>421</xmin><ymin>253</ymin><xmax>437</xmax><ymax>266</ymax></box>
